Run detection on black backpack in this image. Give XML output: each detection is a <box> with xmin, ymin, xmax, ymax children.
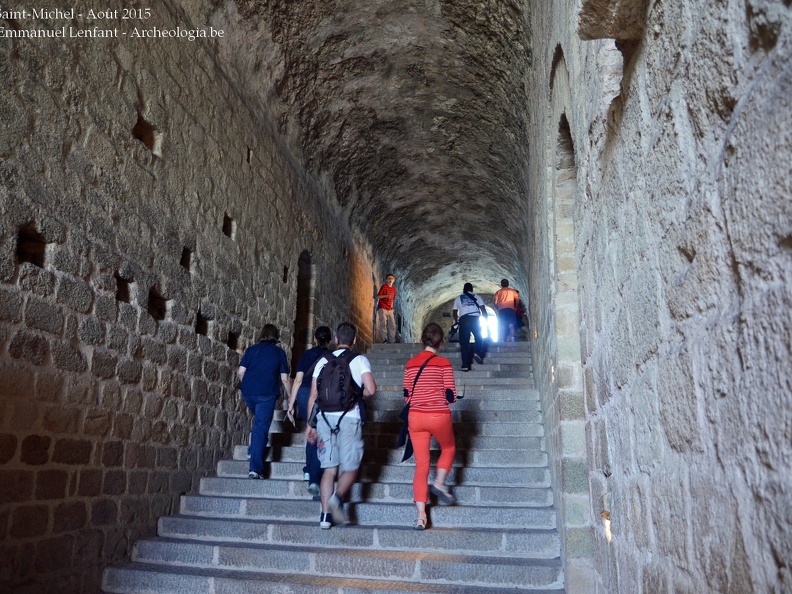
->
<box><xmin>316</xmin><ymin>349</ymin><xmax>362</xmax><ymax>413</ymax></box>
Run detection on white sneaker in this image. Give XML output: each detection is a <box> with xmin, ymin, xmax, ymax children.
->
<box><xmin>319</xmin><ymin>512</ymin><xmax>332</xmax><ymax>529</ymax></box>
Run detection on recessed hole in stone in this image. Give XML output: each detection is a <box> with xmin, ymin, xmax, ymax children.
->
<box><xmin>282</xmin><ymin>266</ymin><xmax>289</xmax><ymax>283</ymax></box>
<box><xmin>147</xmin><ymin>285</ymin><xmax>169</xmax><ymax>321</ymax></box>
<box><xmin>246</xmin><ymin>147</ymin><xmax>253</xmax><ymax>164</ymax></box>
<box><xmin>180</xmin><ymin>247</ymin><xmax>192</xmax><ymax>271</ymax></box>
<box><xmin>115</xmin><ymin>273</ymin><xmax>131</xmax><ymax>303</ymax></box>
<box><xmin>601</xmin><ymin>510</ymin><xmax>612</xmax><ymax>543</ymax></box>
<box><xmin>223</xmin><ymin>214</ymin><xmax>236</xmax><ymax>240</ymax></box>
<box><xmin>16</xmin><ymin>223</ymin><xmax>46</xmax><ymax>268</ymax></box>
<box><xmin>196</xmin><ymin>311</ymin><xmax>209</xmax><ymax>336</ymax></box>
<box><xmin>132</xmin><ymin>114</ymin><xmax>162</xmax><ymax>157</ymax></box>
<box><xmin>227</xmin><ymin>331</ymin><xmax>239</xmax><ymax>351</ymax></box>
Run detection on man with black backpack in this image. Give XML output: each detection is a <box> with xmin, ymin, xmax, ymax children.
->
<box><xmin>306</xmin><ymin>322</ymin><xmax>377</xmax><ymax>529</ymax></box>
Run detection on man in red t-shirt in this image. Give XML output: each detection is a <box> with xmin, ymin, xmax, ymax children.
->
<box><xmin>375</xmin><ymin>273</ymin><xmax>397</xmax><ymax>343</ymax></box>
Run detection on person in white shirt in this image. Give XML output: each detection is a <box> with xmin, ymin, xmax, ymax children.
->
<box><xmin>452</xmin><ymin>283</ymin><xmax>488</xmax><ymax>371</ymax></box>
<box><xmin>306</xmin><ymin>322</ymin><xmax>377</xmax><ymax>529</ymax></box>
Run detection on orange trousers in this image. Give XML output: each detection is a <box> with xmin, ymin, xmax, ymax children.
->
<box><xmin>408</xmin><ymin>410</ymin><xmax>456</xmax><ymax>503</ymax></box>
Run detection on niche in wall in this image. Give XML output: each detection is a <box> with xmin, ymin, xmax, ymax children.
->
<box><xmin>132</xmin><ymin>113</ymin><xmax>163</xmax><ymax>157</ymax></box>
<box><xmin>180</xmin><ymin>247</ymin><xmax>192</xmax><ymax>272</ymax></box>
<box><xmin>195</xmin><ymin>311</ymin><xmax>210</xmax><ymax>336</ymax></box>
<box><xmin>227</xmin><ymin>331</ymin><xmax>239</xmax><ymax>351</ymax></box>
<box><xmin>16</xmin><ymin>223</ymin><xmax>47</xmax><ymax>268</ymax></box>
<box><xmin>115</xmin><ymin>273</ymin><xmax>131</xmax><ymax>303</ymax></box>
<box><xmin>147</xmin><ymin>285</ymin><xmax>169</xmax><ymax>321</ymax></box>
<box><xmin>223</xmin><ymin>214</ymin><xmax>236</xmax><ymax>240</ymax></box>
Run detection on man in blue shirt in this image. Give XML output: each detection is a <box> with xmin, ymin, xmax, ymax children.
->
<box><xmin>238</xmin><ymin>324</ymin><xmax>292</xmax><ymax>479</ymax></box>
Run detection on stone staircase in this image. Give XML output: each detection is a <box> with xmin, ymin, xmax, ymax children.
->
<box><xmin>102</xmin><ymin>342</ymin><xmax>565</xmax><ymax>593</ymax></box>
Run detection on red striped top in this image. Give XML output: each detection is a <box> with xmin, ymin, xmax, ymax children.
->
<box><xmin>377</xmin><ymin>283</ymin><xmax>397</xmax><ymax>310</ymax></box>
<box><xmin>403</xmin><ymin>350</ymin><xmax>457</xmax><ymax>412</ymax></box>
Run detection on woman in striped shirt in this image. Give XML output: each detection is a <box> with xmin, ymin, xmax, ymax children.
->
<box><xmin>403</xmin><ymin>323</ymin><xmax>458</xmax><ymax>530</ymax></box>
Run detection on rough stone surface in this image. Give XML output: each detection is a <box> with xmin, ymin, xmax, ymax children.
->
<box><xmin>0</xmin><ymin>1</ymin><xmax>378</xmax><ymax>590</ymax></box>
<box><xmin>527</xmin><ymin>0</ymin><xmax>792</xmax><ymax>592</ymax></box>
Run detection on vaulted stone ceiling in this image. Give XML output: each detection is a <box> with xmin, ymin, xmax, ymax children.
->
<box><xmin>205</xmin><ymin>0</ymin><xmax>533</xmax><ymax>319</ymax></box>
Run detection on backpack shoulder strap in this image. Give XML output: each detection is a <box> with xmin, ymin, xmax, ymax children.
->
<box><xmin>336</xmin><ymin>348</ymin><xmax>358</xmax><ymax>361</ymax></box>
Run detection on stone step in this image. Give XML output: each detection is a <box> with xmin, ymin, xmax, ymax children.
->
<box><xmin>372</xmin><ymin>409</ymin><xmax>543</xmax><ymax>424</ymax></box>
<box><xmin>103</xmin><ymin>562</ymin><xmax>565</xmax><ymax>593</ymax></box>
<box><xmin>128</xmin><ymin>538</ymin><xmax>563</xmax><ymax>588</ymax></box>
<box><xmin>199</xmin><ymin>477</ymin><xmax>554</xmax><ymax>507</ymax></box>
<box><xmin>374</xmin><ymin>370</ymin><xmax>532</xmax><ymax>381</ymax></box>
<box><xmin>263</xmin><ymin>431</ymin><xmax>546</xmax><ymax>451</ymax></box>
<box><xmin>364</xmin><ymin>346</ymin><xmax>531</xmax><ymax>356</ymax></box>
<box><xmin>367</xmin><ymin>346</ymin><xmax>531</xmax><ymax>355</ymax></box>
<box><xmin>266</xmin><ymin>418</ymin><xmax>546</xmax><ymax>438</ymax></box>
<box><xmin>364</xmin><ymin>420</ymin><xmax>546</xmax><ymax>438</ymax></box>
<box><xmin>272</xmin><ymin>402</ymin><xmax>543</xmax><ymax>425</ymax></box>
<box><xmin>367</xmin><ymin>361</ymin><xmax>533</xmax><ymax>371</ymax></box>
<box><xmin>377</xmin><ymin>377</ymin><xmax>533</xmax><ymax>388</ymax></box>
<box><xmin>216</xmin><ymin>460</ymin><xmax>551</xmax><ymax>486</ymax></box>
<box><xmin>179</xmin><ymin>496</ymin><xmax>557</xmax><ymax>530</ymax></box>
<box><xmin>373</xmin><ymin>386</ymin><xmax>541</xmax><ymax>399</ymax></box>
<box><xmin>262</xmin><ymin>418</ymin><xmax>544</xmax><ymax>444</ymax></box>
<box><xmin>367</xmin><ymin>398</ymin><xmax>542</xmax><ymax>412</ymax></box>
<box><xmin>156</xmin><ymin>515</ymin><xmax>561</xmax><ymax>557</ymax></box>
<box><xmin>369</xmin><ymin>341</ymin><xmax>531</xmax><ymax>354</ymax></box>
<box><xmin>354</xmin><ymin>408</ymin><xmax>543</xmax><ymax>424</ymax></box>
<box><xmin>261</xmin><ymin>420</ymin><xmax>545</xmax><ymax>439</ymax></box>
<box><xmin>366</xmin><ymin>357</ymin><xmax>533</xmax><ymax>368</ymax></box>
<box><xmin>103</xmin><ymin>341</ymin><xmax>564</xmax><ymax>594</ymax></box>
<box><xmin>233</xmin><ymin>444</ymin><xmax>548</xmax><ymax>467</ymax></box>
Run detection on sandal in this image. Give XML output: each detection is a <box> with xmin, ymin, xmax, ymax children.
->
<box><xmin>414</xmin><ymin>517</ymin><xmax>426</xmax><ymax>530</ymax></box>
<box><xmin>429</xmin><ymin>483</ymin><xmax>456</xmax><ymax>506</ymax></box>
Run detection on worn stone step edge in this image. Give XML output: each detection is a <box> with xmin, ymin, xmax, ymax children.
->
<box><xmin>262</xmin><ymin>421</ymin><xmax>546</xmax><ymax>438</ymax></box>
<box><xmin>232</xmin><ymin>445</ymin><xmax>549</xmax><ymax>467</ymax></box>
<box><xmin>377</xmin><ymin>378</ymin><xmax>532</xmax><ymax>387</ymax></box>
<box><xmin>199</xmin><ymin>477</ymin><xmax>554</xmax><ymax>507</ymax></box>
<box><xmin>367</xmin><ymin>398</ymin><xmax>543</xmax><ymax>411</ymax></box>
<box><xmin>130</xmin><ymin>538</ymin><xmax>564</xmax><ymax>587</ymax></box>
<box><xmin>178</xmin><ymin>496</ymin><xmax>558</xmax><ymax>530</ymax></box>
<box><xmin>103</xmin><ymin>562</ymin><xmax>566</xmax><ymax>594</ymax></box>
<box><xmin>157</xmin><ymin>515</ymin><xmax>562</xmax><ymax>557</ymax></box>
<box><xmin>263</xmin><ymin>433</ymin><xmax>546</xmax><ymax>451</ymax></box>
<box><xmin>367</xmin><ymin>342</ymin><xmax>532</xmax><ymax>350</ymax></box>
<box><xmin>216</xmin><ymin>460</ymin><xmax>551</xmax><ymax>486</ymax></box>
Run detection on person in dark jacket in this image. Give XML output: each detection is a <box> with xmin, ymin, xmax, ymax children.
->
<box><xmin>238</xmin><ymin>324</ymin><xmax>292</xmax><ymax>479</ymax></box>
<box><xmin>287</xmin><ymin>325</ymin><xmax>333</xmax><ymax>496</ymax></box>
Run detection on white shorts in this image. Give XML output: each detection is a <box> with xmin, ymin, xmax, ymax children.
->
<box><xmin>316</xmin><ymin>412</ymin><xmax>364</xmax><ymax>473</ymax></box>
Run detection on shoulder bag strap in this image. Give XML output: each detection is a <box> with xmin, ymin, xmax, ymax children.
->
<box><xmin>408</xmin><ymin>354</ymin><xmax>436</xmax><ymax>400</ymax></box>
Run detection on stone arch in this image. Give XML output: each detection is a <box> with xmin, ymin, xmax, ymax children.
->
<box><xmin>539</xmin><ymin>46</ymin><xmax>595</xmax><ymax>587</ymax></box>
<box><xmin>549</xmin><ymin>44</ymin><xmax>564</xmax><ymax>92</ymax></box>
<box><xmin>291</xmin><ymin>250</ymin><xmax>315</xmax><ymax>371</ymax></box>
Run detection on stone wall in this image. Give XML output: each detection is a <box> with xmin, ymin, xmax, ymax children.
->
<box><xmin>527</xmin><ymin>0</ymin><xmax>792</xmax><ymax>592</ymax></box>
<box><xmin>0</xmin><ymin>2</ymin><xmax>376</xmax><ymax>590</ymax></box>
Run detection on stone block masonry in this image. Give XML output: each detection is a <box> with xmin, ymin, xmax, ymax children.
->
<box><xmin>526</xmin><ymin>1</ymin><xmax>792</xmax><ymax>592</ymax></box>
<box><xmin>0</xmin><ymin>1</ymin><xmax>377</xmax><ymax>591</ymax></box>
